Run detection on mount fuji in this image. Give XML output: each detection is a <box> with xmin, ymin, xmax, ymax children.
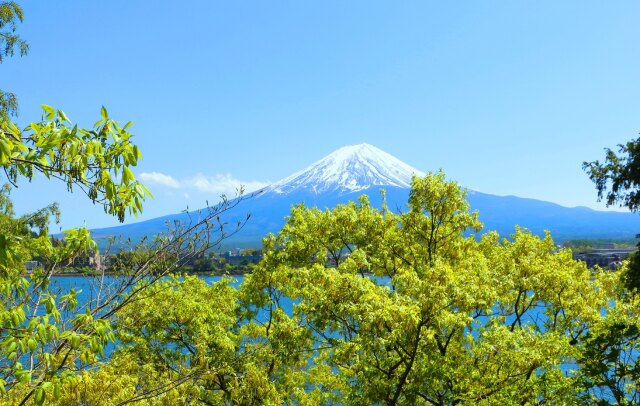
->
<box><xmin>91</xmin><ymin>144</ymin><xmax>640</xmax><ymax>248</ymax></box>
<box><xmin>264</xmin><ymin>143</ymin><xmax>422</xmax><ymax>195</ymax></box>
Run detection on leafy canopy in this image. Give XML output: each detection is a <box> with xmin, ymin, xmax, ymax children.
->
<box><xmin>1</xmin><ymin>105</ymin><xmax>152</xmax><ymax>222</ymax></box>
<box><xmin>584</xmin><ymin>135</ymin><xmax>640</xmax><ymax>213</ymax></box>
<box><xmin>0</xmin><ymin>3</ymin><xmax>159</xmax><ymax>404</ymax></box>
<box><xmin>584</xmin><ymin>135</ymin><xmax>640</xmax><ymax>295</ymax></box>
<box><xmin>0</xmin><ymin>1</ymin><xmax>28</xmax><ymax>121</ymax></box>
<box><xmin>56</xmin><ymin>172</ymin><xmax>638</xmax><ymax>405</ymax></box>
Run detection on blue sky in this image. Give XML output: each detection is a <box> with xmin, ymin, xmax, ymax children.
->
<box><xmin>3</xmin><ymin>1</ymin><xmax>640</xmax><ymax>230</ymax></box>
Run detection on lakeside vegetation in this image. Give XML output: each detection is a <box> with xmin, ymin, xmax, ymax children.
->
<box><xmin>53</xmin><ymin>240</ymin><xmax>638</xmax><ymax>277</ymax></box>
<box><xmin>562</xmin><ymin>238</ymin><xmax>638</xmax><ymax>252</ymax></box>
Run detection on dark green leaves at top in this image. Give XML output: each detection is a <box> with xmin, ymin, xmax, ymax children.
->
<box><xmin>0</xmin><ymin>1</ymin><xmax>28</xmax><ymax>63</ymax></box>
<box><xmin>583</xmin><ymin>135</ymin><xmax>640</xmax><ymax>212</ymax></box>
<box><xmin>0</xmin><ymin>2</ymin><xmax>28</xmax><ymax>120</ymax></box>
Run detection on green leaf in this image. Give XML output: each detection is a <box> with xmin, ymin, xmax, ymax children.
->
<box><xmin>0</xmin><ymin>139</ymin><xmax>12</xmax><ymax>159</ymax></box>
<box><xmin>41</xmin><ymin>104</ymin><xmax>55</xmax><ymax>120</ymax></box>
<box><xmin>5</xmin><ymin>341</ymin><xmax>16</xmax><ymax>354</ymax></box>
<box><xmin>58</xmin><ymin>109</ymin><xmax>69</xmax><ymax>122</ymax></box>
<box><xmin>122</xmin><ymin>167</ymin><xmax>134</xmax><ymax>184</ymax></box>
<box><xmin>34</xmin><ymin>387</ymin><xmax>45</xmax><ymax>405</ymax></box>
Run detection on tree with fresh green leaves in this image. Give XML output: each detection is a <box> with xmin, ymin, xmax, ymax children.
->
<box><xmin>584</xmin><ymin>135</ymin><xmax>640</xmax><ymax>213</ymax></box>
<box><xmin>1</xmin><ymin>1</ymin><xmax>151</xmax><ymax>222</ymax></box>
<box><xmin>1</xmin><ymin>106</ymin><xmax>151</xmax><ymax>223</ymax></box>
<box><xmin>578</xmin><ymin>295</ymin><xmax>640</xmax><ymax>405</ymax></box>
<box><xmin>581</xmin><ymin>135</ymin><xmax>640</xmax><ymax>403</ymax></box>
<box><xmin>0</xmin><ymin>2</ymin><xmax>27</xmax><ymax>63</ymax></box>
<box><xmin>0</xmin><ymin>3</ymin><xmax>246</xmax><ymax>404</ymax></box>
<box><xmin>0</xmin><ymin>196</ymin><xmax>246</xmax><ymax>405</ymax></box>
<box><xmin>0</xmin><ymin>105</ymin><xmax>152</xmax><ymax>403</ymax></box>
<box><xmin>0</xmin><ymin>131</ymin><xmax>246</xmax><ymax>405</ymax></box>
<box><xmin>234</xmin><ymin>172</ymin><xmax>611</xmax><ymax>404</ymax></box>
<box><xmin>65</xmin><ymin>172</ymin><xmax>635</xmax><ymax>405</ymax></box>
<box><xmin>0</xmin><ymin>2</ymin><xmax>159</xmax><ymax>402</ymax></box>
<box><xmin>0</xmin><ymin>1</ymin><xmax>28</xmax><ymax>122</ymax></box>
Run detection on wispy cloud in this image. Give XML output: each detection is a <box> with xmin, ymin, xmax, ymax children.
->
<box><xmin>189</xmin><ymin>173</ymin><xmax>269</xmax><ymax>194</ymax></box>
<box><xmin>139</xmin><ymin>172</ymin><xmax>181</xmax><ymax>188</ymax></box>
<box><xmin>139</xmin><ymin>171</ymin><xmax>270</xmax><ymax>196</ymax></box>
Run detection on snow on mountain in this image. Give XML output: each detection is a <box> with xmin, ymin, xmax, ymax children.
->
<box><xmin>91</xmin><ymin>143</ymin><xmax>640</xmax><ymax>248</ymax></box>
<box><xmin>263</xmin><ymin>143</ymin><xmax>425</xmax><ymax>195</ymax></box>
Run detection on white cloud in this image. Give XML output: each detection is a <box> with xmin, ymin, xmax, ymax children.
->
<box><xmin>189</xmin><ymin>173</ymin><xmax>269</xmax><ymax>195</ymax></box>
<box><xmin>139</xmin><ymin>171</ymin><xmax>269</xmax><ymax>197</ymax></box>
<box><xmin>139</xmin><ymin>172</ymin><xmax>181</xmax><ymax>188</ymax></box>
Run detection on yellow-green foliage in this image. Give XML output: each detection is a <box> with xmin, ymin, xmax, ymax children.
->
<box><xmin>0</xmin><ymin>105</ymin><xmax>151</xmax><ymax>222</ymax></box>
<box><xmin>235</xmin><ymin>172</ymin><xmax>606</xmax><ymax>404</ymax></box>
<box><xmin>0</xmin><ymin>109</ymin><xmax>637</xmax><ymax>406</ymax></box>
<box><xmin>50</xmin><ymin>172</ymin><xmax>636</xmax><ymax>405</ymax></box>
<box><xmin>0</xmin><ymin>103</ymin><xmax>150</xmax><ymax>404</ymax></box>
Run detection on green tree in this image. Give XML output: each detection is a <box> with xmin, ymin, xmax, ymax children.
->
<box><xmin>0</xmin><ymin>105</ymin><xmax>247</xmax><ymax>403</ymax></box>
<box><xmin>584</xmin><ymin>135</ymin><xmax>640</xmax><ymax>213</ymax></box>
<box><xmin>236</xmin><ymin>173</ymin><xmax>607</xmax><ymax>404</ymax></box>
<box><xmin>584</xmin><ymin>136</ymin><xmax>640</xmax><ymax>293</ymax></box>
<box><xmin>0</xmin><ymin>3</ymin><xmax>152</xmax><ymax>402</ymax></box>
<box><xmin>75</xmin><ymin>172</ymin><xmax>636</xmax><ymax>405</ymax></box>
<box><xmin>578</xmin><ymin>297</ymin><xmax>640</xmax><ymax>405</ymax></box>
<box><xmin>0</xmin><ymin>193</ymin><xmax>244</xmax><ymax>405</ymax></box>
<box><xmin>0</xmin><ymin>1</ymin><xmax>28</xmax><ymax>121</ymax></box>
<box><xmin>1</xmin><ymin>2</ymin><xmax>150</xmax><ymax>222</ymax></box>
<box><xmin>582</xmin><ymin>135</ymin><xmax>640</xmax><ymax>403</ymax></box>
<box><xmin>584</xmin><ymin>136</ymin><xmax>640</xmax><ymax>292</ymax></box>
<box><xmin>0</xmin><ymin>3</ymin><xmax>240</xmax><ymax>404</ymax></box>
<box><xmin>0</xmin><ymin>2</ymin><xmax>28</xmax><ymax>63</ymax></box>
<box><xmin>1</xmin><ymin>106</ymin><xmax>151</xmax><ymax>222</ymax></box>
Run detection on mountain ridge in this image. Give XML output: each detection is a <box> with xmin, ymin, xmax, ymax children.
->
<box><xmin>90</xmin><ymin>144</ymin><xmax>640</xmax><ymax>248</ymax></box>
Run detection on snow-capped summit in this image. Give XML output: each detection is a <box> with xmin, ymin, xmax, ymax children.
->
<box><xmin>265</xmin><ymin>143</ymin><xmax>425</xmax><ymax>195</ymax></box>
<box><xmin>93</xmin><ymin>142</ymin><xmax>640</xmax><ymax>249</ymax></box>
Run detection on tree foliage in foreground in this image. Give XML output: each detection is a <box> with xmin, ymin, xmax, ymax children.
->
<box><xmin>0</xmin><ymin>101</ymin><xmax>245</xmax><ymax>403</ymax></box>
<box><xmin>0</xmin><ymin>187</ymin><xmax>245</xmax><ymax>406</ymax></box>
<box><xmin>0</xmin><ymin>3</ymin><xmax>250</xmax><ymax>404</ymax></box>
<box><xmin>0</xmin><ymin>1</ymin><xmax>28</xmax><ymax>121</ymax></box>
<box><xmin>584</xmin><ymin>135</ymin><xmax>640</xmax><ymax>213</ymax></box>
<box><xmin>584</xmin><ymin>133</ymin><xmax>640</xmax><ymax>309</ymax></box>
<box><xmin>0</xmin><ymin>98</ymin><xmax>162</xmax><ymax>405</ymax></box>
<box><xmin>16</xmin><ymin>172</ymin><xmax>635</xmax><ymax>405</ymax></box>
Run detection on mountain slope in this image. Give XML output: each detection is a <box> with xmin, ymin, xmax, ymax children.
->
<box><xmin>91</xmin><ymin>144</ymin><xmax>640</xmax><ymax>248</ymax></box>
<box><xmin>264</xmin><ymin>143</ymin><xmax>424</xmax><ymax>194</ymax></box>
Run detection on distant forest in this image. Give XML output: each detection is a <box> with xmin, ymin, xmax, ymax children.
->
<box><xmin>562</xmin><ymin>238</ymin><xmax>638</xmax><ymax>252</ymax></box>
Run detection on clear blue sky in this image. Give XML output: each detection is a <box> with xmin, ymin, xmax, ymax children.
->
<box><xmin>3</xmin><ymin>1</ymin><xmax>640</xmax><ymax>231</ymax></box>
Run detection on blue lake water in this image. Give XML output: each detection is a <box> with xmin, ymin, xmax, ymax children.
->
<box><xmin>49</xmin><ymin>274</ymin><xmax>233</xmax><ymax>301</ymax></box>
<box><xmin>47</xmin><ymin>274</ymin><xmax>239</xmax><ymax>307</ymax></box>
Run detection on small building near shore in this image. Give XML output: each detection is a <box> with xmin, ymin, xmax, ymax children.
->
<box><xmin>25</xmin><ymin>261</ymin><xmax>40</xmax><ymax>271</ymax></box>
<box><xmin>573</xmin><ymin>248</ymin><xmax>636</xmax><ymax>269</ymax></box>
